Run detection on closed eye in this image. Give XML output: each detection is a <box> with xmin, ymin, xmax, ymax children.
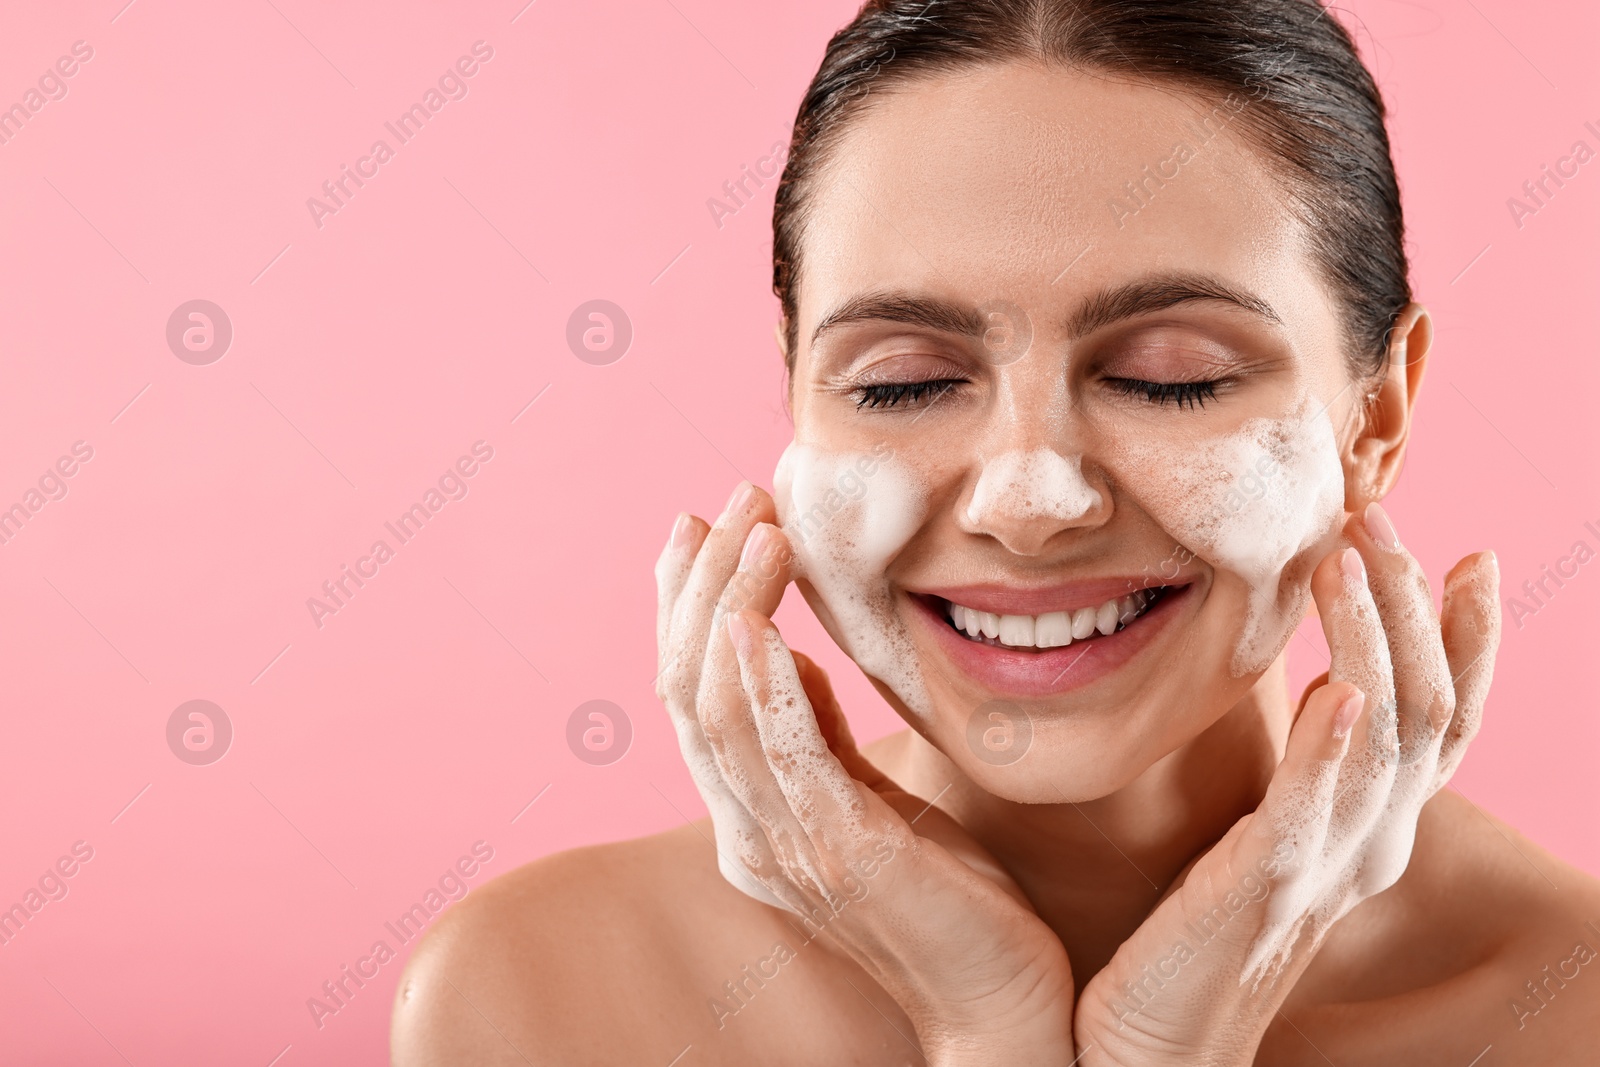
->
<box><xmin>1105</xmin><ymin>378</ymin><xmax>1221</xmax><ymax>409</ymax></box>
<box><xmin>852</xmin><ymin>379</ymin><xmax>965</xmax><ymax>410</ymax></box>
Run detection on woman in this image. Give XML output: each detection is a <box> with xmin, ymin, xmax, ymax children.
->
<box><xmin>391</xmin><ymin>1</ymin><xmax>1600</xmax><ymax>1062</ymax></box>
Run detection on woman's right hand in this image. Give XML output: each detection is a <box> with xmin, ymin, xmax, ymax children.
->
<box><xmin>655</xmin><ymin>481</ymin><xmax>1077</xmax><ymax>1066</ymax></box>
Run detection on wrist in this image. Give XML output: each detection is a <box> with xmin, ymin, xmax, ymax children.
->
<box><xmin>916</xmin><ymin>1003</ymin><xmax>1078</xmax><ymax>1067</ymax></box>
<box><xmin>1073</xmin><ymin>981</ymin><xmax>1272</xmax><ymax>1067</ymax></box>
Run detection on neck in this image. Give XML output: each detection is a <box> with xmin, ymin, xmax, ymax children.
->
<box><xmin>897</xmin><ymin>655</ymin><xmax>1294</xmax><ymax>983</ymax></box>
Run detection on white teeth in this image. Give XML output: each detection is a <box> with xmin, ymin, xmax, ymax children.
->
<box><xmin>1070</xmin><ymin>606</ymin><xmax>1097</xmax><ymax>640</ymax></box>
<box><xmin>1035</xmin><ymin>611</ymin><xmax>1073</xmax><ymax>648</ymax></box>
<box><xmin>998</xmin><ymin>614</ymin><xmax>1035</xmax><ymax>646</ymax></box>
<box><xmin>943</xmin><ymin>590</ymin><xmax>1160</xmax><ymax>649</ymax></box>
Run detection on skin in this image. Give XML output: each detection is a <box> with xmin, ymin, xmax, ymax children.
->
<box><xmin>390</xmin><ymin>63</ymin><xmax>1600</xmax><ymax>1064</ymax></box>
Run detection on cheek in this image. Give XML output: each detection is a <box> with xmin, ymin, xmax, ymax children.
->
<box><xmin>773</xmin><ymin>442</ymin><xmax>936</xmax><ymax>717</ymax></box>
<box><xmin>1108</xmin><ymin>396</ymin><xmax>1345</xmax><ymax>673</ymax></box>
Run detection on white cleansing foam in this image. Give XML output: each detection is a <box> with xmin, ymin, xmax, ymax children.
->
<box><xmin>966</xmin><ymin>448</ymin><xmax>1103</xmax><ymax>527</ymax></box>
<box><xmin>773</xmin><ymin>441</ymin><xmax>934</xmax><ymax>723</ymax></box>
<box><xmin>1113</xmin><ymin>393</ymin><xmax>1347</xmax><ymax>675</ymax></box>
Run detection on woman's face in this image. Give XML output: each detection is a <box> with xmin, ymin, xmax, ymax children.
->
<box><xmin>774</xmin><ymin>62</ymin><xmax>1367</xmax><ymax>801</ymax></box>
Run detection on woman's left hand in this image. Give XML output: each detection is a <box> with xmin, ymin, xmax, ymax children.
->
<box><xmin>1073</xmin><ymin>504</ymin><xmax>1501</xmax><ymax>1066</ymax></box>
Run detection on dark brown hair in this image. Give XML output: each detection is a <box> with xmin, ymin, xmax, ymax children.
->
<box><xmin>771</xmin><ymin>0</ymin><xmax>1409</xmax><ymax>379</ymax></box>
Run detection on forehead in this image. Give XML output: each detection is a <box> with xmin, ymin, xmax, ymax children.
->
<box><xmin>796</xmin><ymin>62</ymin><xmax>1331</xmax><ymax>347</ymax></box>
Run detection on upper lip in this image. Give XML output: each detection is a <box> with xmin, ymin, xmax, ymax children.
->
<box><xmin>912</xmin><ymin>576</ymin><xmax>1195</xmax><ymax>616</ymax></box>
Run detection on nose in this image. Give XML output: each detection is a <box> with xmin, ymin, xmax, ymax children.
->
<box><xmin>959</xmin><ymin>447</ymin><xmax>1111</xmax><ymax>556</ymax></box>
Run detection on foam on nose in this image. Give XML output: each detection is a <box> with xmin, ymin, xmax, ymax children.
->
<box><xmin>965</xmin><ymin>449</ymin><xmax>1102</xmax><ymax>527</ymax></box>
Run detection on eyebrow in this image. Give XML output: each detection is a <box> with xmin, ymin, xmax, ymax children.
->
<box><xmin>808</xmin><ymin>271</ymin><xmax>1282</xmax><ymax>349</ymax></box>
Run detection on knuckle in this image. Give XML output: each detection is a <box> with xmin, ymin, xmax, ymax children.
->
<box><xmin>1433</xmin><ymin>689</ymin><xmax>1457</xmax><ymax>731</ymax></box>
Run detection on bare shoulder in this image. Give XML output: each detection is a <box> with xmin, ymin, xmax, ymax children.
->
<box><xmin>388</xmin><ymin>820</ymin><xmax>910</xmax><ymax>1066</ymax></box>
<box><xmin>1269</xmin><ymin>789</ymin><xmax>1600</xmax><ymax>1065</ymax></box>
<box><xmin>390</xmin><ymin>822</ymin><xmax>723</xmax><ymax>1065</ymax></box>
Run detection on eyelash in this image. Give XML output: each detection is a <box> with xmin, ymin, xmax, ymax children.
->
<box><xmin>852</xmin><ymin>379</ymin><xmax>965</xmax><ymax>409</ymax></box>
<box><xmin>1105</xmin><ymin>378</ymin><xmax>1221</xmax><ymax>410</ymax></box>
<box><xmin>852</xmin><ymin>377</ymin><xmax>1225</xmax><ymax>411</ymax></box>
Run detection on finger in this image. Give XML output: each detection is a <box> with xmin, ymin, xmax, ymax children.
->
<box><xmin>768</xmin><ymin>627</ymin><xmax>1036</xmax><ymax>910</ymax></box>
<box><xmin>1309</xmin><ymin>546</ymin><xmax>1399</xmax><ymax>827</ymax></box>
<box><xmin>663</xmin><ymin>697</ymin><xmax>789</xmax><ymax>909</ymax></box>
<box><xmin>1294</xmin><ymin>670</ymin><xmax>1330</xmax><ymax>718</ymax></box>
<box><xmin>1251</xmin><ymin>681</ymin><xmax>1362</xmax><ymax>868</ymax></box>
<box><xmin>653</xmin><ymin>492</ymin><xmax>790</xmax><ymax>911</ymax></box>
<box><xmin>1346</xmin><ymin>504</ymin><xmax>1453</xmax><ymax>775</ymax></box>
<box><xmin>710</xmin><ymin>521</ymin><xmax>795</xmax><ymax>641</ymax></box>
<box><xmin>1435</xmin><ymin>551</ymin><xmax>1500</xmax><ymax>790</ymax></box>
<box><xmin>729</xmin><ymin>610</ymin><xmax>912</xmax><ymax>857</ymax></box>
<box><xmin>655</xmin><ymin>512</ymin><xmax>708</xmax><ymax>676</ymax></box>
<box><xmin>698</xmin><ymin>627</ymin><xmax>828</xmax><ymax>909</ymax></box>
<box><xmin>688</xmin><ymin>525</ymin><xmax>813</xmax><ymax>910</ymax></box>
<box><xmin>791</xmin><ymin>650</ymin><xmax>890</xmax><ymax>792</ymax></box>
<box><xmin>695</xmin><ymin>522</ymin><xmax>797</xmax><ymax>791</ymax></box>
<box><xmin>719</xmin><ymin>610</ymin><xmax>897</xmax><ymax>918</ymax></box>
<box><xmin>662</xmin><ymin>482</ymin><xmax>776</xmax><ymax>690</ymax></box>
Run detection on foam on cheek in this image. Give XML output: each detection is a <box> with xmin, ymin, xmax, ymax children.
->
<box><xmin>773</xmin><ymin>443</ymin><xmax>933</xmax><ymax>722</ymax></box>
<box><xmin>1119</xmin><ymin>394</ymin><xmax>1346</xmax><ymax>675</ymax></box>
<box><xmin>966</xmin><ymin>449</ymin><xmax>1102</xmax><ymax>525</ymax></box>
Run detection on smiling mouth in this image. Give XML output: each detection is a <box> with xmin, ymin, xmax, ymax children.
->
<box><xmin>930</xmin><ymin>586</ymin><xmax>1177</xmax><ymax>650</ymax></box>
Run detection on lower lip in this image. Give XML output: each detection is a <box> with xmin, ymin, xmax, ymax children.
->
<box><xmin>911</xmin><ymin>585</ymin><xmax>1192</xmax><ymax>697</ymax></box>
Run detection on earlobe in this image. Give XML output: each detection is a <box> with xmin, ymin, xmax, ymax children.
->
<box><xmin>1341</xmin><ymin>302</ymin><xmax>1432</xmax><ymax>511</ymax></box>
<box><xmin>773</xmin><ymin>319</ymin><xmax>789</xmax><ymax>360</ymax></box>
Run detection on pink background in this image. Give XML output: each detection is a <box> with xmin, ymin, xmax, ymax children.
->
<box><xmin>0</xmin><ymin>0</ymin><xmax>1595</xmax><ymax>1062</ymax></box>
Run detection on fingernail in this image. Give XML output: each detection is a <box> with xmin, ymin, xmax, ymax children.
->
<box><xmin>723</xmin><ymin>481</ymin><xmax>755</xmax><ymax>520</ymax></box>
<box><xmin>740</xmin><ymin>524</ymin><xmax>771</xmax><ymax>570</ymax></box>
<box><xmin>1340</xmin><ymin>546</ymin><xmax>1365</xmax><ymax>581</ymax></box>
<box><xmin>725</xmin><ymin>611</ymin><xmax>753</xmax><ymax>657</ymax></box>
<box><xmin>670</xmin><ymin>512</ymin><xmax>693</xmax><ymax>550</ymax></box>
<box><xmin>1364</xmin><ymin>502</ymin><xmax>1399</xmax><ymax>551</ymax></box>
<box><xmin>1332</xmin><ymin>689</ymin><xmax>1364</xmax><ymax>740</ymax></box>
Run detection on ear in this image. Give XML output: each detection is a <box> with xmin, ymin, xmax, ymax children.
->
<box><xmin>773</xmin><ymin>318</ymin><xmax>790</xmax><ymax>361</ymax></box>
<box><xmin>1344</xmin><ymin>302</ymin><xmax>1431</xmax><ymax>510</ymax></box>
